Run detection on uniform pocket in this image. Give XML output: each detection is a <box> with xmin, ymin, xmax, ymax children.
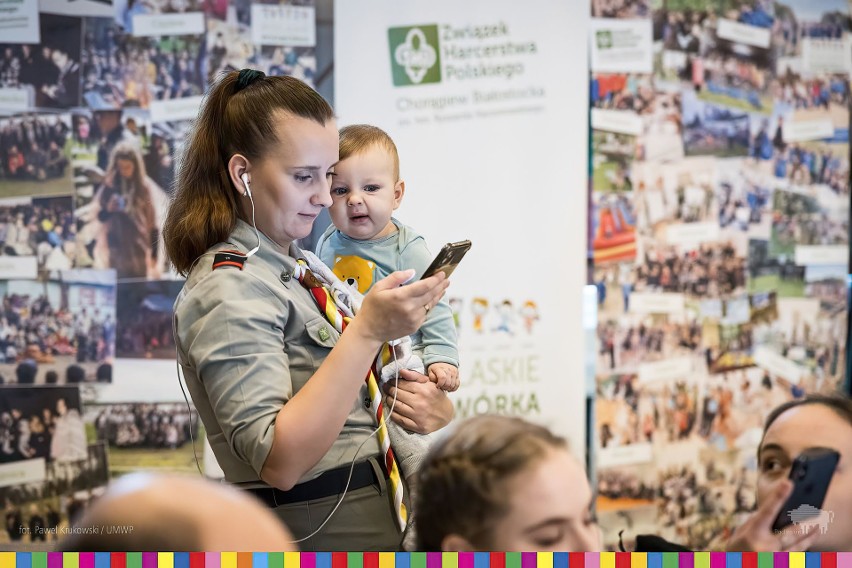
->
<box><xmin>304</xmin><ymin>317</ymin><xmax>341</xmax><ymax>348</ymax></box>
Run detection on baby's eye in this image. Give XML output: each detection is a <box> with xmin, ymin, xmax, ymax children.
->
<box><xmin>331</xmin><ymin>187</ymin><xmax>348</xmax><ymax>196</ymax></box>
<box><xmin>364</xmin><ymin>185</ymin><xmax>380</xmax><ymax>192</ymax></box>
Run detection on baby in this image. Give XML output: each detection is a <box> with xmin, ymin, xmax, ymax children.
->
<box><xmin>316</xmin><ymin>124</ymin><xmax>459</xmax><ymax>546</ymax></box>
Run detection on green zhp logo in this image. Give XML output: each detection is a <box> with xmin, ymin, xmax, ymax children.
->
<box><xmin>388</xmin><ymin>24</ymin><xmax>441</xmax><ymax>86</ymax></box>
<box><xmin>596</xmin><ymin>30</ymin><xmax>613</xmax><ymax>49</ymax></box>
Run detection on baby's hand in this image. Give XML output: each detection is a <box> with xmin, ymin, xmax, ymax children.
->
<box><xmin>428</xmin><ymin>363</ymin><xmax>459</xmax><ymax>392</ymax></box>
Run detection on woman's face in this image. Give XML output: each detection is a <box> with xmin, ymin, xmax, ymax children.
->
<box><xmin>485</xmin><ymin>449</ymin><xmax>600</xmax><ymax>551</ymax></box>
<box><xmin>241</xmin><ymin>112</ymin><xmax>337</xmax><ymax>249</ymax></box>
<box><xmin>758</xmin><ymin>404</ymin><xmax>852</xmax><ymax>551</ymax></box>
<box><xmin>117</xmin><ymin>158</ymin><xmax>135</xmax><ymax>180</ymax></box>
<box><xmin>77</xmin><ymin>118</ymin><xmax>90</xmax><ymax>139</ymax></box>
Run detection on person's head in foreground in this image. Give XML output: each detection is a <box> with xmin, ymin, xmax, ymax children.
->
<box><xmin>58</xmin><ymin>473</ymin><xmax>298</xmax><ymax>551</ymax></box>
<box><xmin>728</xmin><ymin>393</ymin><xmax>852</xmax><ymax>552</ymax></box>
<box><xmin>415</xmin><ymin>415</ymin><xmax>600</xmax><ymax>551</ymax></box>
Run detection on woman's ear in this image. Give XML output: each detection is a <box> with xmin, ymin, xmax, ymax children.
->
<box><xmin>227</xmin><ymin>154</ymin><xmax>250</xmax><ymax>197</ymax></box>
<box><xmin>441</xmin><ymin>533</ymin><xmax>477</xmax><ymax>552</ymax></box>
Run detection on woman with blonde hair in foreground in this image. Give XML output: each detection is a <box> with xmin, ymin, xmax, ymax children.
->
<box><xmin>415</xmin><ymin>415</ymin><xmax>601</xmax><ymax>551</ymax></box>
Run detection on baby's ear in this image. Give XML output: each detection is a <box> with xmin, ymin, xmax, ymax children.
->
<box><xmin>393</xmin><ymin>179</ymin><xmax>406</xmax><ymax>208</ymax></box>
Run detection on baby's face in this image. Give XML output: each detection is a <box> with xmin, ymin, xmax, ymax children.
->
<box><xmin>329</xmin><ymin>144</ymin><xmax>403</xmax><ymax>241</ymax></box>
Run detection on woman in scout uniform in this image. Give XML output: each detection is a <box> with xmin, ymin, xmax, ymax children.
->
<box><xmin>163</xmin><ymin>69</ymin><xmax>453</xmax><ymax>551</ymax></box>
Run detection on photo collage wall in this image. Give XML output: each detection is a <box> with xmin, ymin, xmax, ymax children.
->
<box><xmin>0</xmin><ymin>0</ymin><xmax>316</xmax><ymax>546</ymax></box>
<box><xmin>590</xmin><ymin>0</ymin><xmax>850</xmax><ymax>551</ymax></box>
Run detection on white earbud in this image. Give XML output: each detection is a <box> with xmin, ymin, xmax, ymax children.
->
<box><xmin>239</xmin><ymin>171</ymin><xmax>260</xmax><ymax>259</ymax></box>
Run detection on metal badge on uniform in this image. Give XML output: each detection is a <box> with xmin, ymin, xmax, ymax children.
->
<box><xmin>212</xmin><ymin>249</ymin><xmax>247</xmax><ymax>270</ymax></box>
<box><xmin>318</xmin><ymin>327</ymin><xmax>330</xmax><ymax>342</ymax></box>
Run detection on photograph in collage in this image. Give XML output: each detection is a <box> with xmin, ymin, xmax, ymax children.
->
<box><xmin>597</xmin><ymin>310</ymin><xmax>701</xmax><ymax>373</ymax></box>
<box><xmin>592</xmin><ymin>73</ymin><xmax>656</xmax><ymax>113</ymax></box>
<box><xmin>682</xmin><ymin>89</ymin><xmax>751</xmax><ymax>157</ymax></box>
<box><xmin>639</xmin><ymin>89</ymin><xmax>684</xmax><ymax>162</ymax></box>
<box><xmin>82</xmin><ymin>18</ymin><xmax>206</xmax><ymax>111</ymax></box>
<box><xmin>0</xmin><ymin>15</ymin><xmax>83</xmax><ymax>109</ymax></box>
<box><xmin>592</xmin><ymin>192</ymin><xmax>638</xmax><ymax>265</ymax></box>
<box><xmin>597</xmin><ymin>463</ymin><xmax>656</xmax><ymax>513</ymax></box>
<box><xmin>251</xmin><ymin>46</ymin><xmax>317</xmax><ymax>84</ymax></box>
<box><xmin>634</xmin><ymin>157</ymin><xmax>718</xmax><ymax>239</ymax></box>
<box><xmin>592</xmin><ymin>130</ymin><xmax>639</xmax><ymax>192</ymax></box>
<box><xmin>0</xmin><ymin>270</ymin><xmax>116</xmax><ymax>386</ymax></box>
<box><xmin>774</xmin><ymin>0</ymin><xmax>850</xmax><ymax>59</ymax></box>
<box><xmin>116</xmin><ymin>279</ymin><xmax>183</xmax><ymax>359</ymax></box>
<box><xmin>0</xmin><ymin>113</ymin><xmax>73</xmax><ymax>199</ymax></box>
<box><xmin>84</xmin><ymin>402</ymin><xmax>200</xmax><ymax>476</ymax></box>
<box><xmin>0</xmin><ymin>385</ymin><xmax>87</xmax><ymax>464</ymax></box>
<box><xmin>0</xmin><ymin>195</ymin><xmax>77</xmax><ymax>272</ymax></box>
<box><xmin>633</xmin><ymin>235</ymin><xmax>747</xmax><ymax>298</ymax></box>
<box><xmin>769</xmin><ymin>188</ymin><xmax>849</xmax><ymax>259</ymax></box>
<box><xmin>0</xmin><ymin>442</ymin><xmax>108</xmax><ymax>546</ymax></box>
<box><xmin>206</xmin><ymin>18</ymin><xmax>252</xmax><ymax>83</ymax></box>
<box><xmin>716</xmin><ymin>159</ymin><xmax>774</xmax><ymax>237</ymax></box>
<box><xmin>71</xmin><ymin>107</ymin><xmax>172</xmax><ymax>280</ymax></box>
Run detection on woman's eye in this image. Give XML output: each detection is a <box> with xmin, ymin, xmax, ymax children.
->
<box><xmin>760</xmin><ymin>458</ymin><xmax>784</xmax><ymax>474</ymax></box>
<box><xmin>294</xmin><ymin>174</ymin><xmax>312</xmax><ymax>183</ymax></box>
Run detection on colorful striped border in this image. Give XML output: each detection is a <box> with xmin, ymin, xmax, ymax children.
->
<box><xmin>1</xmin><ymin>554</ymin><xmax>852</xmax><ymax>568</ymax></box>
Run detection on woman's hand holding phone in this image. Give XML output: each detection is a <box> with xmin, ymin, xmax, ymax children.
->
<box><xmin>726</xmin><ymin>478</ymin><xmax>820</xmax><ymax>551</ymax></box>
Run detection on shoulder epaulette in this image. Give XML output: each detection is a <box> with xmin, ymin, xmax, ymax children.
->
<box><xmin>212</xmin><ymin>249</ymin><xmax>247</xmax><ymax>270</ymax></box>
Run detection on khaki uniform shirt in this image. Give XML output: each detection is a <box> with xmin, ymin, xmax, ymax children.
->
<box><xmin>174</xmin><ymin>220</ymin><xmax>380</xmax><ymax>488</ymax></box>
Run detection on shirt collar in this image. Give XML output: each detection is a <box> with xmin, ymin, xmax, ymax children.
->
<box><xmin>229</xmin><ymin>219</ymin><xmax>303</xmax><ymax>275</ymax></box>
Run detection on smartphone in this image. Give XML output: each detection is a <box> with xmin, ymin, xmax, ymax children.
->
<box><xmin>772</xmin><ymin>447</ymin><xmax>840</xmax><ymax>532</ymax></box>
<box><xmin>420</xmin><ymin>240</ymin><xmax>472</xmax><ymax>280</ymax></box>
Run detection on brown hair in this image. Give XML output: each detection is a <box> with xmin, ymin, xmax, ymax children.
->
<box><xmin>338</xmin><ymin>124</ymin><xmax>400</xmax><ymax>181</ymax></box>
<box><xmin>106</xmin><ymin>140</ymin><xmax>156</xmax><ymax>234</ymax></box>
<box><xmin>415</xmin><ymin>415</ymin><xmax>568</xmax><ymax>551</ymax></box>
<box><xmin>163</xmin><ymin>71</ymin><xmax>334</xmax><ymax>275</ymax></box>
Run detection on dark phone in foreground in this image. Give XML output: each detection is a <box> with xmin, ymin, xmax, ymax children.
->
<box><xmin>772</xmin><ymin>447</ymin><xmax>840</xmax><ymax>532</ymax></box>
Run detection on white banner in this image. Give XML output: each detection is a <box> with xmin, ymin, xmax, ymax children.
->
<box><xmin>335</xmin><ymin>0</ymin><xmax>589</xmax><ymax>457</ymax></box>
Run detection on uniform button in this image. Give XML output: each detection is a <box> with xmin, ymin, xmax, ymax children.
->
<box><xmin>280</xmin><ymin>269</ymin><xmax>291</xmax><ymax>283</ymax></box>
<box><xmin>364</xmin><ymin>396</ymin><xmax>372</xmax><ymax>409</ymax></box>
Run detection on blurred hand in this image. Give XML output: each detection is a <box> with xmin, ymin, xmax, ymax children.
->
<box><xmin>726</xmin><ymin>479</ymin><xmax>820</xmax><ymax>552</ymax></box>
<box><xmin>382</xmin><ymin>368</ymin><xmax>454</xmax><ymax>434</ymax></box>
<box><xmin>428</xmin><ymin>362</ymin><xmax>459</xmax><ymax>392</ymax></box>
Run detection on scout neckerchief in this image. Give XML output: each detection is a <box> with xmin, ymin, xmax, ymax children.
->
<box><xmin>293</xmin><ymin>258</ymin><xmax>407</xmax><ymax>531</ymax></box>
